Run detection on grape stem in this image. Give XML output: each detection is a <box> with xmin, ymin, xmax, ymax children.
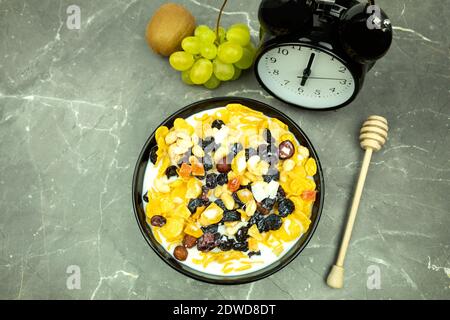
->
<box><xmin>215</xmin><ymin>0</ymin><xmax>228</xmax><ymax>41</ymax></box>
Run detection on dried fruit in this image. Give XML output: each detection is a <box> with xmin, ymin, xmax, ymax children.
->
<box><xmin>305</xmin><ymin>158</ymin><xmax>317</xmax><ymax>176</ymax></box>
<box><xmin>265</xmin><ymin>214</ymin><xmax>282</xmax><ymax>231</ymax></box>
<box><xmin>187</xmin><ymin>198</ymin><xmax>204</xmax><ymax>214</ymax></box>
<box><xmin>211</xmin><ymin>119</ymin><xmax>225</xmax><ymax>130</ymax></box>
<box><xmin>227</xmin><ymin>176</ymin><xmax>241</xmax><ymax>192</ymax></box>
<box><xmin>248</xmin><ymin>251</ymin><xmax>261</xmax><ymax>258</ymax></box>
<box><xmin>233</xmin><ymin>241</ymin><xmax>249</xmax><ymax>252</ymax></box>
<box><xmin>235</xmin><ymin>226</ymin><xmax>249</xmax><ymax>242</ymax></box>
<box><xmin>214</xmin><ymin>199</ymin><xmax>227</xmax><ymax>211</ymax></box>
<box><xmin>218</xmin><ymin>235</ymin><xmax>235</xmax><ymax>251</ymax></box>
<box><xmin>173</xmin><ymin>245</ymin><xmax>188</xmax><ymax>261</ymax></box>
<box><xmin>205</xmin><ymin>173</ymin><xmax>218</xmax><ymax>189</ymax></box>
<box><xmin>182</xmin><ymin>234</ymin><xmax>198</xmax><ymax>248</ymax></box>
<box><xmin>201</xmin><ymin>224</ymin><xmax>219</xmax><ymax>234</ymax></box>
<box><xmin>232</xmin><ymin>192</ymin><xmax>244</xmax><ymax>208</ymax></box>
<box><xmin>143</xmin><ymin>191</ymin><xmax>149</xmax><ymax>202</ymax></box>
<box><xmin>150</xmin><ymin>145</ymin><xmax>158</xmax><ymax>164</ymax></box>
<box><xmin>263</xmin><ymin>171</ymin><xmax>280</xmax><ymax>183</ymax></box>
<box><xmin>145</xmin><ymin>3</ymin><xmax>196</xmax><ymax>57</ymax></box>
<box><xmin>301</xmin><ymin>190</ymin><xmax>317</xmax><ymax>201</ymax></box>
<box><xmin>150</xmin><ymin>215</ymin><xmax>166</xmax><ymax>227</ymax></box>
<box><xmin>276</xmin><ymin>186</ymin><xmax>286</xmax><ymax>201</ymax></box>
<box><xmin>191</xmin><ymin>162</ymin><xmax>205</xmax><ymax>176</ymax></box>
<box><xmin>278</xmin><ymin>140</ymin><xmax>295</xmax><ymax>160</ymax></box>
<box><xmin>165</xmin><ymin>165</ymin><xmax>179</xmax><ymax>178</ymax></box>
<box><xmin>216</xmin><ymin>173</ymin><xmax>228</xmax><ymax>185</ymax></box>
<box><xmin>197</xmin><ymin>232</ymin><xmax>219</xmax><ymax>251</ymax></box>
<box><xmin>278</xmin><ymin>198</ymin><xmax>295</xmax><ymax>217</ymax></box>
<box><xmin>179</xmin><ymin>162</ymin><xmax>192</xmax><ymax>178</ymax></box>
<box><xmin>216</xmin><ymin>157</ymin><xmax>231</xmax><ymax>173</ymax></box>
<box><xmin>257</xmin><ymin>197</ymin><xmax>275</xmax><ymax>215</ymax></box>
<box><xmin>222</xmin><ymin>210</ymin><xmax>241</xmax><ymax>222</ymax></box>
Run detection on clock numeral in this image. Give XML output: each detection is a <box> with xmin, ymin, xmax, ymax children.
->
<box><xmin>330</xmin><ymin>88</ymin><xmax>336</xmax><ymax>92</ymax></box>
<box><xmin>282</xmin><ymin>80</ymin><xmax>290</xmax><ymax>86</ymax></box>
<box><xmin>291</xmin><ymin>45</ymin><xmax>301</xmax><ymax>51</ymax></box>
<box><xmin>340</xmin><ymin>79</ymin><xmax>347</xmax><ymax>85</ymax></box>
<box><xmin>269</xmin><ymin>57</ymin><xmax>277</xmax><ymax>63</ymax></box>
<box><xmin>273</xmin><ymin>69</ymin><xmax>280</xmax><ymax>75</ymax></box>
<box><xmin>314</xmin><ymin>89</ymin><xmax>321</xmax><ymax>95</ymax></box>
<box><xmin>277</xmin><ymin>48</ymin><xmax>289</xmax><ymax>55</ymax></box>
<box><xmin>297</xmin><ymin>87</ymin><xmax>304</xmax><ymax>94</ymax></box>
<box><xmin>338</xmin><ymin>66</ymin><xmax>347</xmax><ymax>73</ymax></box>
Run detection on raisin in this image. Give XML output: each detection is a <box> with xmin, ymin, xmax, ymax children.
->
<box><xmin>188</xmin><ymin>198</ymin><xmax>204</xmax><ymax>214</ymax></box>
<box><xmin>278</xmin><ymin>140</ymin><xmax>295</xmax><ymax>160</ymax></box>
<box><xmin>201</xmin><ymin>224</ymin><xmax>219</xmax><ymax>234</ymax></box>
<box><xmin>165</xmin><ymin>165</ymin><xmax>178</xmax><ymax>179</ymax></box>
<box><xmin>265</xmin><ymin>214</ymin><xmax>282</xmax><ymax>231</ymax></box>
<box><xmin>258</xmin><ymin>198</ymin><xmax>276</xmax><ymax>215</ymax></box>
<box><xmin>214</xmin><ymin>199</ymin><xmax>227</xmax><ymax>211</ymax></box>
<box><xmin>182</xmin><ymin>234</ymin><xmax>197</xmax><ymax>248</ymax></box>
<box><xmin>143</xmin><ymin>191</ymin><xmax>149</xmax><ymax>202</ymax></box>
<box><xmin>197</xmin><ymin>232</ymin><xmax>219</xmax><ymax>251</ymax></box>
<box><xmin>205</xmin><ymin>173</ymin><xmax>218</xmax><ymax>189</ymax></box>
<box><xmin>149</xmin><ymin>145</ymin><xmax>158</xmax><ymax>164</ymax></box>
<box><xmin>256</xmin><ymin>218</ymin><xmax>269</xmax><ymax>233</ymax></box>
<box><xmin>235</xmin><ymin>226</ymin><xmax>249</xmax><ymax>242</ymax></box>
<box><xmin>211</xmin><ymin>119</ymin><xmax>225</xmax><ymax>130</ymax></box>
<box><xmin>276</xmin><ymin>186</ymin><xmax>286</xmax><ymax>201</ymax></box>
<box><xmin>263</xmin><ymin>171</ymin><xmax>280</xmax><ymax>183</ymax></box>
<box><xmin>245</xmin><ymin>148</ymin><xmax>257</xmax><ymax>161</ymax></box>
<box><xmin>216</xmin><ymin>173</ymin><xmax>228</xmax><ymax>185</ymax></box>
<box><xmin>233</xmin><ymin>241</ymin><xmax>249</xmax><ymax>252</ymax></box>
<box><xmin>222</xmin><ymin>210</ymin><xmax>241</xmax><ymax>222</ymax></box>
<box><xmin>218</xmin><ymin>235</ymin><xmax>235</xmax><ymax>251</ymax></box>
<box><xmin>248</xmin><ymin>251</ymin><xmax>261</xmax><ymax>258</ymax></box>
<box><xmin>173</xmin><ymin>245</ymin><xmax>188</xmax><ymax>261</ymax></box>
<box><xmin>232</xmin><ymin>192</ymin><xmax>244</xmax><ymax>209</ymax></box>
<box><xmin>278</xmin><ymin>198</ymin><xmax>295</xmax><ymax>217</ymax></box>
<box><xmin>230</xmin><ymin>142</ymin><xmax>243</xmax><ymax>156</ymax></box>
<box><xmin>150</xmin><ymin>215</ymin><xmax>166</xmax><ymax>227</ymax></box>
<box><xmin>248</xmin><ymin>212</ymin><xmax>264</xmax><ymax>226</ymax></box>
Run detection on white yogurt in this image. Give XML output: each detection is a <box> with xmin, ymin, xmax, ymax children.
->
<box><xmin>142</xmin><ymin>107</ymin><xmax>306</xmax><ymax>276</ymax></box>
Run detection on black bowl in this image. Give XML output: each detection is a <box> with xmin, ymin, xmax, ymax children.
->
<box><xmin>132</xmin><ymin>97</ymin><xmax>324</xmax><ymax>284</ymax></box>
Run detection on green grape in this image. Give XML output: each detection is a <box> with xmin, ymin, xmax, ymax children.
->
<box><xmin>204</xmin><ymin>74</ymin><xmax>221</xmax><ymax>89</ymax></box>
<box><xmin>230</xmin><ymin>65</ymin><xmax>242</xmax><ymax>81</ymax></box>
<box><xmin>230</xmin><ymin>23</ymin><xmax>250</xmax><ymax>32</ymax></box>
<box><xmin>213</xmin><ymin>59</ymin><xmax>235</xmax><ymax>81</ymax></box>
<box><xmin>169</xmin><ymin>51</ymin><xmax>194</xmax><ymax>71</ymax></box>
<box><xmin>182</xmin><ymin>36</ymin><xmax>201</xmax><ymax>55</ymax></box>
<box><xmin>226</xmin><ymin>27</ymin><xmax>250</xmax><ymax>46</ymax></box>
<box><xmin>181</xmin><ymin>69</ymin><xmax>194</xmax><ymax>85</ymax></box>
<box><xmin>234</xmin><ymin>47</ymin><xmax>254</xmax><ymax>70</ymax></box>
<box><xmin>194</xmin><ymin>25</ymin><xmax>216</xmax><ymax>44</ymax></box>
<box><xmin>217</xmin><ymin>41</ymin><xmax>243</xmax><ymax>64</ymax></box>
<box><xmin>189</xmin><ymin>58</ymin><xmax>213</xmax><ymax>84</ymax></box>
<box><xmin>218</xmin><ymin>26</ymin><xmax>226</xmax><ymax>44</ymax></box>
<box><xmin>200</xmin><ymin>43</ymin><xmax>217</xmax><ymax>60</ymax></box>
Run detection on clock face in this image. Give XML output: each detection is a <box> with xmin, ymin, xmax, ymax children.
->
<box><xmin>256</xmin><ymin>44</ymin><xmax>357</xmax><ymax>109</ymax></box>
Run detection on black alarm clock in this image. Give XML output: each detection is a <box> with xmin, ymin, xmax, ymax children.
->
<box><xmin>254</xmin><ymin>0</ymin><xmax>393</xmax><ymax>110</ymax></box>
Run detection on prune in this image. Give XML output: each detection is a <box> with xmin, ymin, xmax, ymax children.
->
<box><xmin>216</xmin><ymin>158</ymin><xmax>231</xmax><ymax>173</ymax></box>
<box><xmin>143</xmin><ymin>191</ymin><xmax>149</xmax><ymax>202</ymax></box>
<box><xmin>211</xmin><ymin>119</ymin><xmax>225</xmax><ymax>130</ymax></box>
<box><xmin>257</xmin><ymin>198</ymin><xmax>276</xmax><ymax>215</ymax></box>
<box><xmin>230</xmin><ymin>142</ymin><xmax>243</xmax><ymax>156</ymax></box>
<box><xmin>248</xmin><ymin>251</ymin><xmax>261</xmax><ymax>258</ymax></box>
<box><xmin>222</xmin><ymin>210</ymin><xmax>241</xmax><ymax>222</ymax></box>
<box><xmin>197</xmin><ymin>232</ymin><xmax>219</xmax><ymax>251</ymax></box>
<box><xmin>232</xmin><ymin>192</ymin><xmax>244</xmax><ymax>209</ymax></box>
<box><xmin>265</xmin><ymin>214</ymin><xmax>282</xmax><ymax>231</ymax></box>
<box><xmin>278</xmin><ymin>198</ymin><xmax>295</xmax><ymax>217</ymax></box>
<box><xmin>263</xmin><ymin>128</ymin><xmax>275</xmax><ymax>144</ymax></box>
<box><xmin>218</xmin><ymin>235</ymin><xmax>235</xmax><ymax>251</ymax></box>
<box><xmin>165</xmin><ymin>165</ymin><xmax>178</xmax><ymax>179</ymax></box>
<box><xmin>149</xmin><ymin>145</ymin><xmax>158</xmax><ymax>164</ymax></box>
<box><xmin>214</xmin><ymin>199</ymin><xmax>227</xmax><ymax>211</ymax></box>
<box><xmin>245</xmin><ymin>148</ymin><xmax>257</xmax><ymax>161</ymax></box>
<box><xmin>263</xmin><ymin>171</ymin><xmax>280</xmax><ymax>183</ymax></box>
<box><xmin>188</xmin><ymin>198</ymin><xmax>204</xmax><ymax>214</ymax></box>
<box><xmin>278</xmin><ymin>140</ymin><xmax>295</xmax><ymax>159</ymax></box>
<box><xmin>205</xmin><ymin>173</ymin><xmax>218</xmax><ymax>189</ymax></box>
<box><xmin>233</xmin><ymin>241</ymin><xmax>249</xmax><ymax>252</ymax></box>
<box><xmin>201</xmin><ymin>224</ymin><xmax>219</xmax><ymax>234</ymax></box>
<box><xmin>150</xmin><ymin>215</ymin><xmax>166</xmax><ymax>227</ymax></box>
<box><xmin>235</xmin><ymin>226</ymin><xmax>249</xmax><ymax>242</ymax></box>
<box><xmin>216</xmin><ymin>173</ymin><xmax>228</xmax><ymax>185</ymax></box>
<box><xmin>256</xmin><ymin>218</ymin><xmax>269</xmax><ymax>233</ymax></box>
<box><xmin>173</xmin><ymin>245</ymin><xmax>188</xmax><ymax>261</ymax></box>
<box><xmin>182</xmin><ymin>234</ymin><xmax>197</xmax><ymax>248</ymax></box>
<box><xmin>276</xmin><ymin>186</ymin><xmax>286</xmax><ymax>201</ymax></box>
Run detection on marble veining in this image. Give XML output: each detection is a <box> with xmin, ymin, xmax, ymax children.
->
<box><xmin>0</xmin><ymin>0</ymin><xmax>449</xmax><ymax>299</ymax></box>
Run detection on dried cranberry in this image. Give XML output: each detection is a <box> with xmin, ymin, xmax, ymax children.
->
<box><xmin>278</xmin><ymin>140</ymin><xmax>295</xmax><ymax>159</ymax></box>
<box><xmin>149</xmin><ymin>145</ymin><xmax>158</xmax><ymax>164</ymax></box>
<box><xmin>182</xmin><ymin>234</ymin><xmax>197</xmax><ymax>248</ymax></box>
<box><xmin>257</xmin><ymin>198</ymin><xmax>275</xmax><ymax>215</ymax></box>
<box><xmin>173</xmin><ymin>245</ymin><xmax>188</xmax><ymax>261</ymax></box>
<box><xmin>150</xmin><ymin>215</ymin><xmax>166</xmax><ymax>227</ymax></box>
<box><xmin>211</xmin><ymin>119</ymin><xmax>225</xmax><ymax>130</ymax></box>
<box><xmin>278</xmin><ymin>198</ymin><xmax>295</xmax><ymax>217</ymax></box>
<box><xmin>197</xmin><ymin>232</ymin><xmax>219</xmax><ymax>251</ymax></box>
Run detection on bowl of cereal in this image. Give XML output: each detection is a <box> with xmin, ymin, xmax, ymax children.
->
<box><xmin>132</xmin><ymin>97</ymin><xmax>324</xmax><ymax>284</ymax></box>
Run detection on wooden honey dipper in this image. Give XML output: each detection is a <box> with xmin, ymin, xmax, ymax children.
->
<box><xmin>326</xmin><ymin>115</ymin><xmax>389</xmax><ymax>289</ymax></box>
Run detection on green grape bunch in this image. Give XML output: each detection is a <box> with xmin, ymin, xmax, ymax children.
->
<box><xmin>169</xmin><ymin>24</ymin><xmax>256</xmax><ymax>89</ymax></box>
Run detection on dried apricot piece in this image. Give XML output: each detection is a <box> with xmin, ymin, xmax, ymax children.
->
<box><xmin>227</xmin><ymin>176</ymin><xmax>241</xmax><ymax>192</ymax></box>
<box><xmin>179</xmin><ymin>162</ymin><xmax>192</xmax><ymax>179</ymax></box>
<box><xmin>191</xmin><ymin>162</ymin><xmax>205</xmax><ymax>176</ymax></box>
<box><xmin>301</xmin><ymin>190</ymin><xmax>317</xmax><ymax>201</ymax></box>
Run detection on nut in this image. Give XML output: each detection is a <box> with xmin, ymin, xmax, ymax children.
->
<box><xmin>177</xmin><ymin>137</ymin><xmax>193</xmax><ymax>149</ymax></box>
<box><xmin>283</xmin><ymin>159</ymin><xmax>295</xmax><ymax>172</ymax></box>
<box><xmin>192</xmin><ymin>144</ymin><xmax>205</xmax><ymax>158</ymax></box>
<box><xmin>176</xmin><ymin>131</ymin><xmax>191</xmax><ymax>141</ymax></box>
<box><xmin>182</xmin><ymin>234</ymin><xmax>197</xmax><ymax>248</ymax></box>
<box><xmin>165</xmin><ymin>131</ymin><xmax>177</xmax><ymax>144</ymax></box>
<box><xmin>169</xmin><ymin>143</ymin><xmax>188</xmax><ymax>156</ymax></box>
<box><xmin>245</xmin><ymin>199</ymin><xmax>256</xmax><ymax>216</ymax></box>
<box><xmin>221</xmin><ymin>192</ymin><xmax>235</xmax><ymax>210</ymax></box>
<box><xmin>173</xmin><ymin>245</ymin><xmax>188</xmax><ymax>261</ymax></box>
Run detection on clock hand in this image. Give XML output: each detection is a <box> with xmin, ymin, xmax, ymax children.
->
<box><xmin>297</xmin><ymin>76</ymin><xmax>347</xmax><ymax>81</ymax></box>
<box><xmin>300</xmin><ymin>53</ymin><xmax>316</xmax><ymax>86</ymax></box>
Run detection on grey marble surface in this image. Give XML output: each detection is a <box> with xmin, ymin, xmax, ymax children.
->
<box><xmin>0</xmin><ymin>0</ymin><xmax>449</xmax><ymax>300</ymax></box>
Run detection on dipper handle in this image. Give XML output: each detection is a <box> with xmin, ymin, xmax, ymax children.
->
<box><xmin>327</xmin><ymin>116</ymin><xmax>388</xmax><ymax>289</ymax></box>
